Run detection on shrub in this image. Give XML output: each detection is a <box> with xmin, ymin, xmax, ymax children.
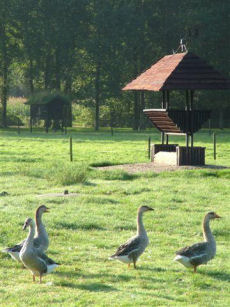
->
<box><xmin>17</xmin><ymin>162</ymin><xmax>88</xmax><ymax>185</ymax></box>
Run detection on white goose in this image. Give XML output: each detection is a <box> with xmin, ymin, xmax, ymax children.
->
<box><xmin>109</xmin><ymin>206</ymin><xmax>154</xmax><ymax>268</ymax></box>
<box><xmin>19</xmin><ymin>217</ymin><xmax>59</xmax><ymax>283</ymax></box>
<box><xmin>174</xmin><ymin>211</ymin><xmax>221</xmax><ymax>272</ymax></box>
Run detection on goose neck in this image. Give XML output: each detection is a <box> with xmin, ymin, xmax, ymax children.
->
<box><xmin>203</xmin><ymin>216</ymin><xmax>215</xmax><ymax>244</ymax></box>
<box><xmin>36</xmin><ymin>210</ymin><xmax>46</xmax><ymax>235</ymax></box>
<box><xmin>24</xmin><ymin>223</ymin><xmax>35</xmax><ymax>249</ymax></box>
<box><xmin>137</xmin><ymin>211</ymin><xmax>146</xmax><ymax>236</ymax></box>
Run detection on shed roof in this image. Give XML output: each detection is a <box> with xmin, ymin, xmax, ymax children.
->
<box><xmin>122</xmin><ymin>52</ymin><xmax>230</xmax><ymax>91</ymax></box>
<box><xmin>25</xmin><ymin>92</ymin><xmax>70</xmax><ymax>105</ymax></box>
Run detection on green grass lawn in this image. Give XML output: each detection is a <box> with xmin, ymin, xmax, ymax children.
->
<box><xmin>0</xmin><ymin>128</ymin><xmax>229</xmax><ymax>306</ymax></box>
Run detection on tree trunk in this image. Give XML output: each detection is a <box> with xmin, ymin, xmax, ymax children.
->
<box><xmin>1</xmin><ymin>60</ymin><xmax>8</xmax><ymax>127</ymax></box>
<box><xmin>139</xmin><ymin>91</ymin><xmax>146</xmax><ymax>130</ymax></box>
<box><xmin>1</xmin><ymin>25</ymin><xmax>9</xmax><ymax>128</ymax></box>
<box><xmin>95</xmin><ymin>62</ymin><xmax>100</xmax><ymax>131</ymax></box>
<box><xmin>55</xmin><ymin>49</ymin><xmax>61</xmax><ymax>90</ymax></box>
<box><xmin>64</xmin><ymin>75</ymin><xmax>72</xmax><ymax>94</ymax></box>
<box><xmin>28</xmin><ymin>58</ymin><xmax>34</xmax><ymax>93</ymax></box>
<box><xmin>44</xmin><ymin>54</ymin><xmax>51</xmax><ymax>89</ymax></box>
<box><xmin>133</xmin><ymin>53</ymin><xmax>140</xmax><ymax>130</ymax></box>
<box><xmin>219</xmin><ymin>108</ymin><xmax>224</xmax><ymax>129</ymax></box>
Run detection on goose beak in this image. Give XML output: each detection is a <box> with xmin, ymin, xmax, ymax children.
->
<box><xmin>45</xmin><ymin>207</ymin><xmax>50</xmax><ymax>213</ymax></box>
<box><xmin>148</xmin><ymin>207</ymin><xmax>154</xmax><ymax>211</ymax></box>
<box><xmin>22</xmin><ymin>223</ymin><xmax>27</xmax><ymax>230</ymax></box>
<box><xmin>214</xmin><ymin>213</ymin><xmax>221</xmax><ymax>218</ymax></box>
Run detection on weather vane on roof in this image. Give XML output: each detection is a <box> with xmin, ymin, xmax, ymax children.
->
<box><xmin>173</xmin><ymin>39</ymin><xmax>188</xmax><ymax>54</ymax></box>
<box><xmin>179</xmin><ymin>38</ymin><xmax>187</xmax><ymax>52</ymax></box>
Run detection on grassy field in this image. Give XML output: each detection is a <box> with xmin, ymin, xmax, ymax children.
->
<box><xmin>0</xmin><ymin>128</ymin><xmax>229</xmax><ymax>306</ymax></box>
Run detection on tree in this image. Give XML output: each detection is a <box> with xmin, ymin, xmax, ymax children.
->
<box><xmin>0</xmin><ymin>0</ymin><xmax>21</xmax><ymax>127</ymax></box>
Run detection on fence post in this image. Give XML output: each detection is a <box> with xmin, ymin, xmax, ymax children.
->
<box><xmin>70</xmin><ymin>136</ymin><xmax>73</xmax><ymax>162</ymax></box>
<box><xmin>213</xmin><ymin>132</ymin><xmax>216</xmax><ymax>160</ymax></box>
<box><xmin>148</xmin><ymin>136</ymin><xmax>151</xmax><ymax>159</ymax></box>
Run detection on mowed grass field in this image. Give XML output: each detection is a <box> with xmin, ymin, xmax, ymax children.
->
<box><xmin>0</xmin><ymin>128</ymin><xmax>229</xmax><ymax>306</ymax></box>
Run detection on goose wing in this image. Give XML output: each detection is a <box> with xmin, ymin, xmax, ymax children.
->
<box><xmin>2</xmin><ymin>237</ymin><xmax>40</xmax><ymax>253</ymax></box>
<box><xmin>176</xmin><ymin>242</ymin><xmax>209</xmax><ymax>266</ymax></box>
<box><xmin>111</xmin><ymin>236</ymin><xmax>140</xmax><ymax>257</ymax></box>
<box><xmin>36</xmin><ymin>250</ymin><xmax>59</xmax><ymax>265</ymax></box>
<box><xmin>2</xmin><ymin>239</ymin><xmax>25</xmax><ymax>253</ymax></box>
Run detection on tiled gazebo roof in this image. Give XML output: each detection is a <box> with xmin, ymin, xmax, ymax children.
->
<box><xmin>122</xmin><ymin>52</ymin><xmax>230</xmax><ymax>91</ymax></box>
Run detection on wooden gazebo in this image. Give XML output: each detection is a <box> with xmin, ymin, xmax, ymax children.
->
<box><xmin>123</xmin><ymin>52</ymin><xmax>230</xmax><ymax>165</ymax></box>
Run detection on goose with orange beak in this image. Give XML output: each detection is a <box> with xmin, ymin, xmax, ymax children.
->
<box><xmin>2</xmin><ymin>205</ymin><xmax>50</xmax><ymax>262</ymax></box>
<box><xmin>109</xmin><ymin>206</ymin><xmax>154</xmax><ymax>268</ymax></box>
<box><xmin>174</xmin><ymin>212</ymin><xmax>221</xmax><ymax>273</ymax></box>
<box><xmin>20</xmin><ymin>217</ymin><xmax>59</xmax><ymax>283</ymax></box>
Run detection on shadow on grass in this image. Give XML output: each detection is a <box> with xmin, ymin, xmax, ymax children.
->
<box><xmin>75</xmin><ymin>282</ymin><xmax>117</xmax><ymax>292</ymax></box>
<box><xmin>137</xmin><ymin>266</ymin><xmax>167</xmax><ymax>273</ymax></box>
<box><xmin>201</xmin><ymin>270</ymin><xmax>230</xmax><ymax>282</ymax></box>
<box><xmin>55</xmin><ymin>221</ymin><xmax>105</xmax><ymax>231</ymax></box>
<box><xmin>88</xmin><ymin>197</ymin><xmax>119</xmax><ymax>205</ymax></box>
<box><xmin>0</xmin><ymin>171</ymin><xmax>17</xmax><ymax>177</ymax></box>
<box><xmin>82</xmin><ymin>181</ymin><xmax>97</xmax><ymax>187</ymax></box>
<box><xmin>56</xmin><ymin>269</ymin><xmax>132</xmax><ymax>283</ymax></box>
<box><xmin>113</xmin><ymin>225</ymin><xmax>136</xmax><ymax>231</ymax></box>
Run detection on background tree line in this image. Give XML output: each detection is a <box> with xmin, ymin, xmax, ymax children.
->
<box><xmin>0</xmin><ymin>0</ymin><xmax>229</xmax><ymax>129</ymax></box>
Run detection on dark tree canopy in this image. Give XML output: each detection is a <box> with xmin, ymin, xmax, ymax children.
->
<box><xmin>0</xmin><ymin>0</ymin><xmax>229</xmax><ymax>128</ymax></box>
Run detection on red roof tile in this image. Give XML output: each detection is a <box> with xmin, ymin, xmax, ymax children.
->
<box><xmin>122</xmin><ymin>52</ymin><xmax>230</xmax><ymax>91</ymax></box>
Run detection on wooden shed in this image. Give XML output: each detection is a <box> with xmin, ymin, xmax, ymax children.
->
<box><xmin>123</xmin><ymin>51</ymin><xmax>230</xmax><ymax>166</ymax></box>
<box><xmin>26</xmin><ymin>92</ymin><xmax>72</xmax><ymax>131</ymax></box>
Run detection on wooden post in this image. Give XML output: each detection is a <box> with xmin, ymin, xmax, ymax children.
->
<box><xmin>191</xmin><ymin>134</ymin><xmax>194</xmax><ymax>147</ymax></box>
<box><xmin>166</xmin><ymin>134</ymin><xmax>169</xmax><ymax>145</ymax></box>
<box><xmin>65</xmin><ymin>126</ymin><xmax>67</xmax><ymax>134</ymax></box>
<box><xmin>213</xmin><ymin>132</ymin><xmax>216</xmax><ymax>160</ymax></box>
<box><xmin>111</xmin><ymin>127</ymin><xmax>113</xmax><ymax>136</ymax></box>
<box><xmin>161</xmin><ymin>132</ymin><xmax>165</xmax><ymax>144</ymax></box>
<box><xmin>186</xmin><ymin>133</ymin><xmax>189</xmax><ymax>147</ymax></box>
<box><xmin>70</xmin><ymin>136</ymin><xmax>73</xmax><ymax>161</ymax></box>
<box><xmin>148</xmin><ymin>136</ymin><xmax>151</xmax><ymax>159</ymax></box>
<box><xmin>190</xmin><ymin>90</ymin><xmax>194</xmax><ymax>148</ymax></box>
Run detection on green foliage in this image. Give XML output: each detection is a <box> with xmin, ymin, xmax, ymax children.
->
<box><xmin>1</xmin><ymin>0</ymin><xmax>229</xmax><ymax>130</ymax></box>
<box><xmin>72</xmin><ymin>104</ymin><xmax>94</xmax><ymax>127</ymax></box>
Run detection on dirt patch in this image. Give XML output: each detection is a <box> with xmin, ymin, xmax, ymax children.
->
<box><xmin>37</xmin><ymin>192</ymin><xmax>79</xmax><ymax>198</ymax></box>
<box><xmin>96</xmin><ymin>163</ymin><xmax>228</xmax><ymax>174</ymax></box>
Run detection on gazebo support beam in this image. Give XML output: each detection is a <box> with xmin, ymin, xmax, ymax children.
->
<box><xmin>166</xmin><ymin>90</ymin><xmax>170</xmax><ymax>110</ymax></box>
<box><xmin>166</xmin><ymin>134</ymin><xmax>169</xmax><ymax>144</ymax></box>
<box><xmin>161</xmin><ymin>90</ymin><xmax>167</xmax><ymax>144</ymax></box>
<box><xmin>190</xmin><ymin>90</ymin><xmax>194</xmax><ymax>148</ymax></box>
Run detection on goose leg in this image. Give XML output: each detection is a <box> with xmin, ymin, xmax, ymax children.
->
<box><xmin>193</xmin><ymin>266</ymin><xmax>197</xmax><ymax>273</ymax></box>
<box><xmin>128</xmin><ymin>263</ymin><xmax>130</xmax><ymax>268</ymax></box>
<box><xmin>39</xmin><ymin>275</ymin><xmax>42</xmax><ymax>284</ymax></box>
<box><xmin>33</xmin><ymin>275</ymin><xmax>35</xmax><ymax>282</ymax></box>
<box><xmin>133</xmin><ymin>260</ymin><xmax>137</xmax><ymax>269</ymax></box>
